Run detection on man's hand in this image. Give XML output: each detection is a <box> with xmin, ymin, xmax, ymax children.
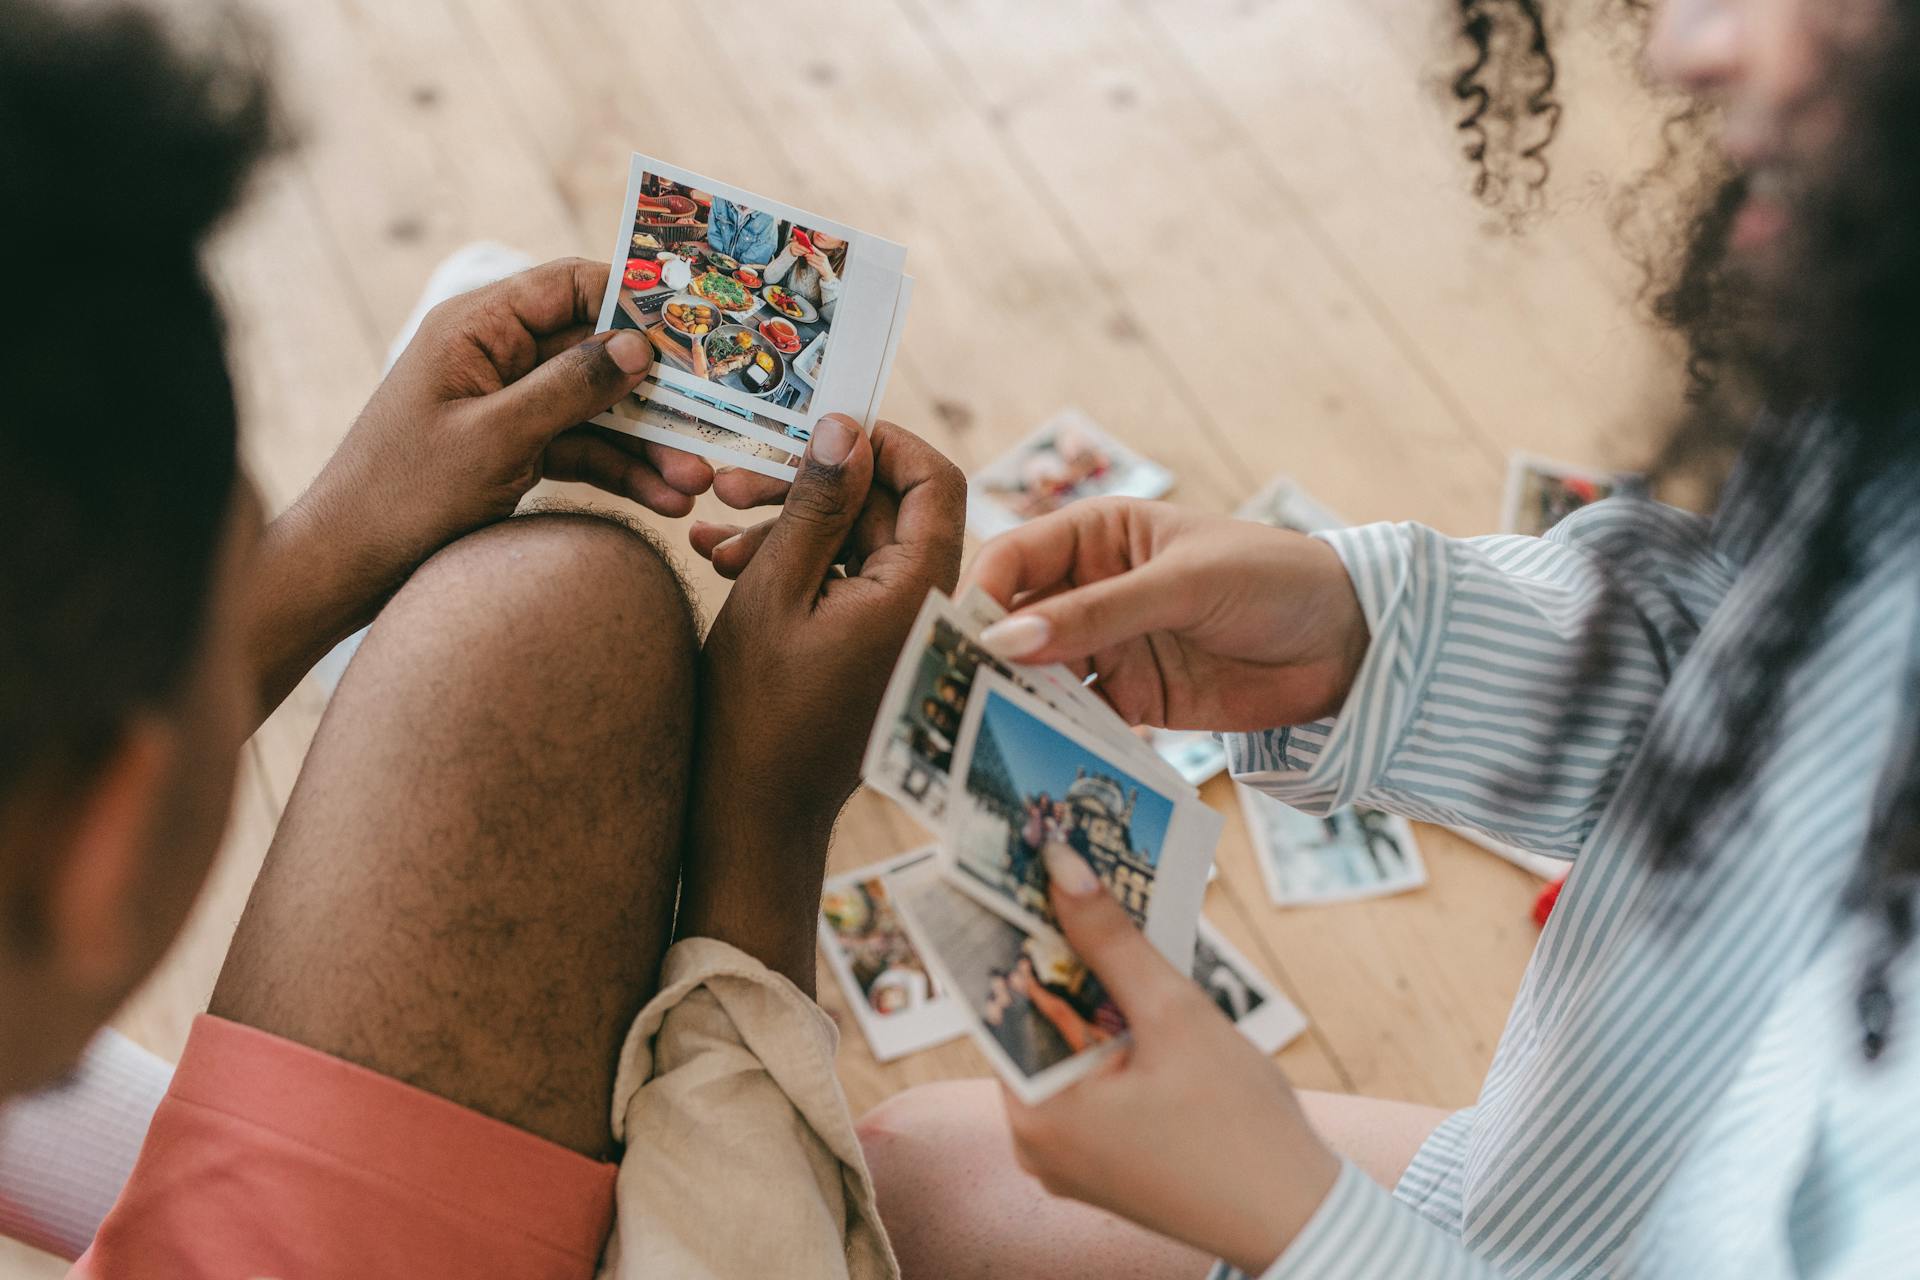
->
<box><xmin>961</xmin><ymin>499</ymin><xmax>1372</xmax><ymax>732</ymax></box>
<box><xmin>249</xmin><ymin>258</ymin><xmax>769</xmax><ymax>713</ymax></box>
<box><xmin>676</xmin><ymin>415</ymin><xmax>966</xmax><ymax>989</ymax></box>
<box><xmin>1002</xmin><ymin>845</ymin><xmax>1341</xmax><ymax>1276</ymax></box>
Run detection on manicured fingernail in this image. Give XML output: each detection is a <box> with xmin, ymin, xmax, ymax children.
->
<box><xmin>808</xmin><ymin>415</ymin><xmax>856</xmax><ymax>466</ymax></box>
<box><xmin>1044</xmin><ymin>843</ymin><xmax>1099</xmax><ymax>896</ymax></box>
<box><xmin>607</xmin><ymin>330</ymin><xmax>651</xmax><ymax>374</ymax></box>
<box><xmin>979</xmin><ymin>614</ymin><xmax>1049</xmax><ymax>659</ymax></box>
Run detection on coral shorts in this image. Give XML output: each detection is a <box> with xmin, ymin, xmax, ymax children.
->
<box><xmin>70</xmin><ymin>1014</ymin><xmax>616</xmax><ymax>1279</ymax></box>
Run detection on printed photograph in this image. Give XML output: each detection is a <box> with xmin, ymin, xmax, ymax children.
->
<box><xmin>863</xmin><ymin>592</ymin><xmax>1109</xmax><ymax>830</ymax></box>
<box><xmin>595</xmin><ymin>395</ymin><xmax>799</xmax><ymax>482</ymax></box>
<box><xmin>1191</xmin><ymin>918</ymin><xmax>1308</xmax><ymax>1055</ymax></box>
<box><xmin>608</xmin><ymin>167</ymin><xmax>853</xmax><ymax>434</ymax></box>
<box><xmin>1235</xmin><ymin>475</ymin><xmax>1346</xmax><ymax>535</ymax></box>
<box><xmin>1238</xmin><ymin>785</ymin><xmax>1427</xmax><ymax>907</ymax></box>
<box><xmin>817</xmin><ymin>848</ymin><xmax>967</xmax><ymax>1062</ymax></box>
<box><xmin>1501</xmin><ymin>453</ymin><xmax>1619</xmax><ymax>537</ymax></box>
<box><xmin>890</xmin><ymin>862</ymin><xmax>1127</xmax><ymax>1102</ymax></box>
<box><xmin>967</xmin><ymin>409</ymin><xmax>1175</xmax><ymax>538</ymax></box>
<box><xmin>945</xmin><ymin>676</ymin><xmax>1176</xmax><ymax>939</ymax></box>
<box><xmin>1147</xmin><ymin>728</ymin><xmax>1229</xmax><ymax>788</ymax></box>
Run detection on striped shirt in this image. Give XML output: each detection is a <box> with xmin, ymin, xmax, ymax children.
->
<box><xmin>1212</xmin><ymin>452</ymin><xmax>1920</xmax><ymax>1277</ymax></box>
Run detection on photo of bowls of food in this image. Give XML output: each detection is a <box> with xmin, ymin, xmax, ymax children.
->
<box><xmin>661</xmin><ymin>294</ymin><xmax>722</xmax><ymax>340</ymax></box>
<box><xmin>610</xmin><ymin>165</ymin><xmax>862</xmax><ymax>426</ymax></box>
<box><xmin>762</xmin><ymin>283</ymin><xmax>818</xmax><ymax>323</ymax></box>
<box><xmin>688</xmin><ymin>269</ymin><xmax>761</xmax><ymax>317</ymax></box>
<box><xmin>701</xmin><ymin>324</ymin><xmax>786</xmax><ymax>398</ymax></box>
<box><xmin>758</xmin><ymin>316</ymin><xmax>803</xmax><ymax>355</ymax></box>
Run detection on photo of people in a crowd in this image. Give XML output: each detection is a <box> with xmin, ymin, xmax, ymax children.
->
<box><xmin>892</xmin><ymin>867</ymin><xmax>1125</xmax><ymax>1091</ymax></box>
<box><xmin>946</xmin><ymin>679</ymin><xmax>1174</xmax><ymax>938</ymax></box>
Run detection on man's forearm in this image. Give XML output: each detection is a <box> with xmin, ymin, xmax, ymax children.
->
<box><xmin>674</xmin><ymin>802</ymin><xmax>837</xmax><ymax>996</ymax></box>
<box><xmin>244</xmin><ymin>491</ymin><xmax>404</xmax><ymax>725</ymax></box>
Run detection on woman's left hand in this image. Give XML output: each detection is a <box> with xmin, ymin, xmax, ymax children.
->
<box><xmin>1002</xmin><ymin>843</ymin><xmax>1343</xmax><ymax>1277</ymax></box>
<box><xmin>804</xmin><ymin>250</ymin><xmax>837</xmax><ymax>280</ymax></box>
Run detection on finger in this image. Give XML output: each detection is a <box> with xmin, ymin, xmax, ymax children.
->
<box><xmin>709</xmin><ymin>520</ymin><xmax>775</xmax><ymax>579</ymax></box>
<box><xmin>533</xmin><ymin>321</ymin><xmax>598</xmax><ymax>365</ymax></box>
<box><xmin>861</xmin><ymin>420</ymin><xmax>966</xmax><ymax>591</ymax></box>
<box><xmin>739</xmin><ymin>414</ymin><xmax>874</xmax><ymax>605</ymax></box>
<box><xmin>975</xmin><ymin>562</ymin><xmax>1195</xmax><ymax>667</ymax></box>
<box><xmin>1041</xmin><ymin>844</ymin><xmax>1188</xmax><ymax>1025</ymax></box>
<box><xmin>642</xmin><ymin>439</ymin><xmax>718</xmax><ymax>497</ymax></box>
<box><xmin>963</xmin><ymin>504</ymin><xmax>1100</xmax><ymax>608</ymax></box>
<box><xmin>713</xmin><ymin>466</ymin><xmax>794</xmax><ymax>510</ymax></box>
<box><xmin>469</xmin><ymin>328</ymin><xmax>654</xmax><ymax>454</ymax></box>
<box><xmin>482</xmin><ymin>257</ymin><xmax>610</xmax><ymax>338</ymax></box>
<box><xmin>542</xmin><ymin>426</ymin><xmax>695</xmax><ymax>517</ymax></box>
<box><xmin>689</xmin><ymin>520</ymin><xmax>745</xmax><ymax>561</ymax></box>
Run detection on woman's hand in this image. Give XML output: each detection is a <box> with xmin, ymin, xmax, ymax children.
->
<box><xmin>1003</xmin><ymin>844</ymin><xmax>1342</xmax><ymax>1276</ymax></box>
<box><xmin>963</xmin><ymin>499</ymin><xmax>1371</xmax><ymax>732</ymax></box>
<box><xmin>676</xmin><ymin>415</ymin><xmax>966</xmax><ymax>987</ymax></box>
<box><xmin>804</xmin><ymin>250</ymin><xmax>837</xmax><ymax>280</ymax></box>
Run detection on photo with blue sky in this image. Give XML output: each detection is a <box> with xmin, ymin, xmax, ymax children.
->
<box><xmin>976</xmin><ymin>688</ymin><xmax>1174</xmax><ymax>865</ymax></box>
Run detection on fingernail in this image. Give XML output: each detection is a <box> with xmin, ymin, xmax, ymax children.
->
<box><xmin>808</xmin><ymin>415</ymin><xmax>856</xmax><ymax>466</ymax></box>
<box><xmin>606</xmin><ymin>330</ymin><xmax>651</xmax><ymax>374</ymax></box>
<box><xmin>979</xmin><ymin>614</ymin><xmax>1049</xmax><ymax>659</ymax></box>
<box><xmin>714</xmin><ymin>533</ymin><xmax>742</xmax><ymax>557</ymax></box>
<box><xmin>1044</xmin><ymin>843</ymin><xmax>1100</xmax><ymax>897</ymax></box>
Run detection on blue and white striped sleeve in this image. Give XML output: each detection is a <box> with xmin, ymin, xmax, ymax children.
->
<box><xmin>1204</xmin><ymin>1161</ymin><xmax>1496</xmax><ymax>1280</ymax></box>
<box><xmin>1225</xmin><ymin>500</ymin><xmax>1735</xmax><ymax>857</ymax></box>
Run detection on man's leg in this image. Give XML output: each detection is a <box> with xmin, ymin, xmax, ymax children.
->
<box><xmin>211</xmin><ymin>510</ymin><xmax>698</xmax><ymax>1159</ymax></box>
<box><xmin>858</xmin><ymin>1080</ymin><xmax>1450</xmax><ymax>1279</ymax></box>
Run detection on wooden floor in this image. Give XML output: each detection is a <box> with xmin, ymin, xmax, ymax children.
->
<box><xmin>7</xmin><ymin>1</ymin><xmax>1674</xmax><ymax>1272</ymax></box>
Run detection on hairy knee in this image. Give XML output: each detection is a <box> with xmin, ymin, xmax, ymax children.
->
<box><xmin>385</xmin><ymin>509</ymin><xmax>694</xmax><ymax>673</ymax></box>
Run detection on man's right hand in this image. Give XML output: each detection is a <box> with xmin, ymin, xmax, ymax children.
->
<box><xmin>963</xmin><ymin>499</ymin><xmax>1371</xmax><ymax>733</ymax></box>
<box><xmin>677</xmin><ymin>415</ymin><xmax>965</xmax><ymax>988</ymax></box>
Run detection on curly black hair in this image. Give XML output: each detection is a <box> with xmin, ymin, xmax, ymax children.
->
<box><xmin>0</xmin><ymin>1</ymin><xmax>275</xmax><ymax>806</ymax></box>
<box><xmin>1448</xmin><ymin>0</ymin><xmax>1920</xmax><ymax>1058</ymax></box>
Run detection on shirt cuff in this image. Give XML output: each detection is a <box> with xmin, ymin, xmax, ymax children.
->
<box><xmin>1224</xmin><ymin>522</ymin><xmax>1421</xmax><ymax>812</ymax></box>
<box><xmin>1256</xmin><ymin>1159</ymin><xmax>1488</xmax><ymax>1279</ymax></box>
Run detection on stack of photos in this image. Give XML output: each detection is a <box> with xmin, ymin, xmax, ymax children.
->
<box><xmin>863</xmin><ymin>587</ymin><xmax>1221</xmax><ymax>1102</ymax></box>
<box><xmin>1237</xmin><ymin>784</ymin><xmax>1428</xmax><ymax>907</ymax></box>
<box><xmin>817</xmin><ymin>847</ymin><xmax>966</xmax><ymax>1062</ymax></box>
<box><xmin>1500</xmin><ymin>453</ymin><xmax>1626</xmax><ymax>537</ymax></box>
<box><xmin>818</xmin><ymin>852</ymin><xmax>1307</xmax><ymax>1064</ymax></box>
<box><xmin>966</xmin><ymin>409</ymin><xmax>1175</xmax><ymax>539</ymax></box>
<box><xmin>592</xmin><ymin>153</ymin><xmax>915</xmax><ymax>481</ymax></box>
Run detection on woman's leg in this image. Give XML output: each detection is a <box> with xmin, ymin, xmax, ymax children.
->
<box><xmin>858</xmin><ymin>1079</ymin><xmax>1449</xmax><ymax>1279</ymax></box>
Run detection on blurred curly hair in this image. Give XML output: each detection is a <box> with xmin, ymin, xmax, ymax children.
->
<box><xmin>1447</xmin><ymin>0</ymin><xmax>1920</xmax><ymax>1058</ymax></box>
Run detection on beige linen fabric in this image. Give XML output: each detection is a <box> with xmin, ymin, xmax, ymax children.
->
<box><xmin>597</xmin><ymin>937</ymin><xmax>899</xmax><ymax>1280</ymax></box>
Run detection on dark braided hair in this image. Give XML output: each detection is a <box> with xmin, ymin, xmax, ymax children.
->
<box><xmin>1449</xmin><ymin>0</ymin><xmax>1920</xmax><ymax>1058</ymax></box>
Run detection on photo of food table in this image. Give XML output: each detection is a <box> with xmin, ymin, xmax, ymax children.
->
<box><xmin>611</xmin><ymin>189</ymin><xmax>834</xmax><ymax>421</ymax></box>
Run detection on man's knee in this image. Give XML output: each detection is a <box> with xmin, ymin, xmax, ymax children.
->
<box><xmin>359</xmin><ymin>508</ymin><xmax>699</xmax><ymax>721</ymax></box>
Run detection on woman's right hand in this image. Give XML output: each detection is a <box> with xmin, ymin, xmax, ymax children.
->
<box><xmin>965</xmin><ymin>498</ymin><xmax>1370</xmax><ymax>732</ymax></box>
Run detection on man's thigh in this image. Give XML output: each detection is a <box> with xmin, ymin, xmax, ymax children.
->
<box><xmin>211</xmin><ymin>510</ymin><xmax>699</xmax><ymax>1159</ymax></box>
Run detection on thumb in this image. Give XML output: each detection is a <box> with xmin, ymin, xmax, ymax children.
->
<box><xmin>479</xmin><ymin>329</ymin><xmax>654</xmax><ymax>451</ymax></box>
<box><xmin>979</xmin><ymin>563</ymin><xmax>1198</xmax><ymax>667</ymax></box>
<box><xmin>1042</xmin><ymin>843</ymin><xmax>1187</xmax><ymax>1024</ymax></box>
<box><xmin>743</xmin><ymin>415</ymin><xmax>874</xmax><ymax>602</ymax></box>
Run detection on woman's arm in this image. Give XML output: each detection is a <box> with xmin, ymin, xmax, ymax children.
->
<box><xmin>761</xmin><ymin>247</ymin><xmax>798</xmax><ymax>286</ymax></box>
<box><xmin>1230</xmin><ymin>500</ymin><xmax>1736</xmax><ymax>857</ymax></box>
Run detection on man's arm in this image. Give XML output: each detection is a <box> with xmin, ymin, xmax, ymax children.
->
<box><xmin>233</xmin><ymin>257</ymin><xmax>785</xmax><ymax>731</ymax></box>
